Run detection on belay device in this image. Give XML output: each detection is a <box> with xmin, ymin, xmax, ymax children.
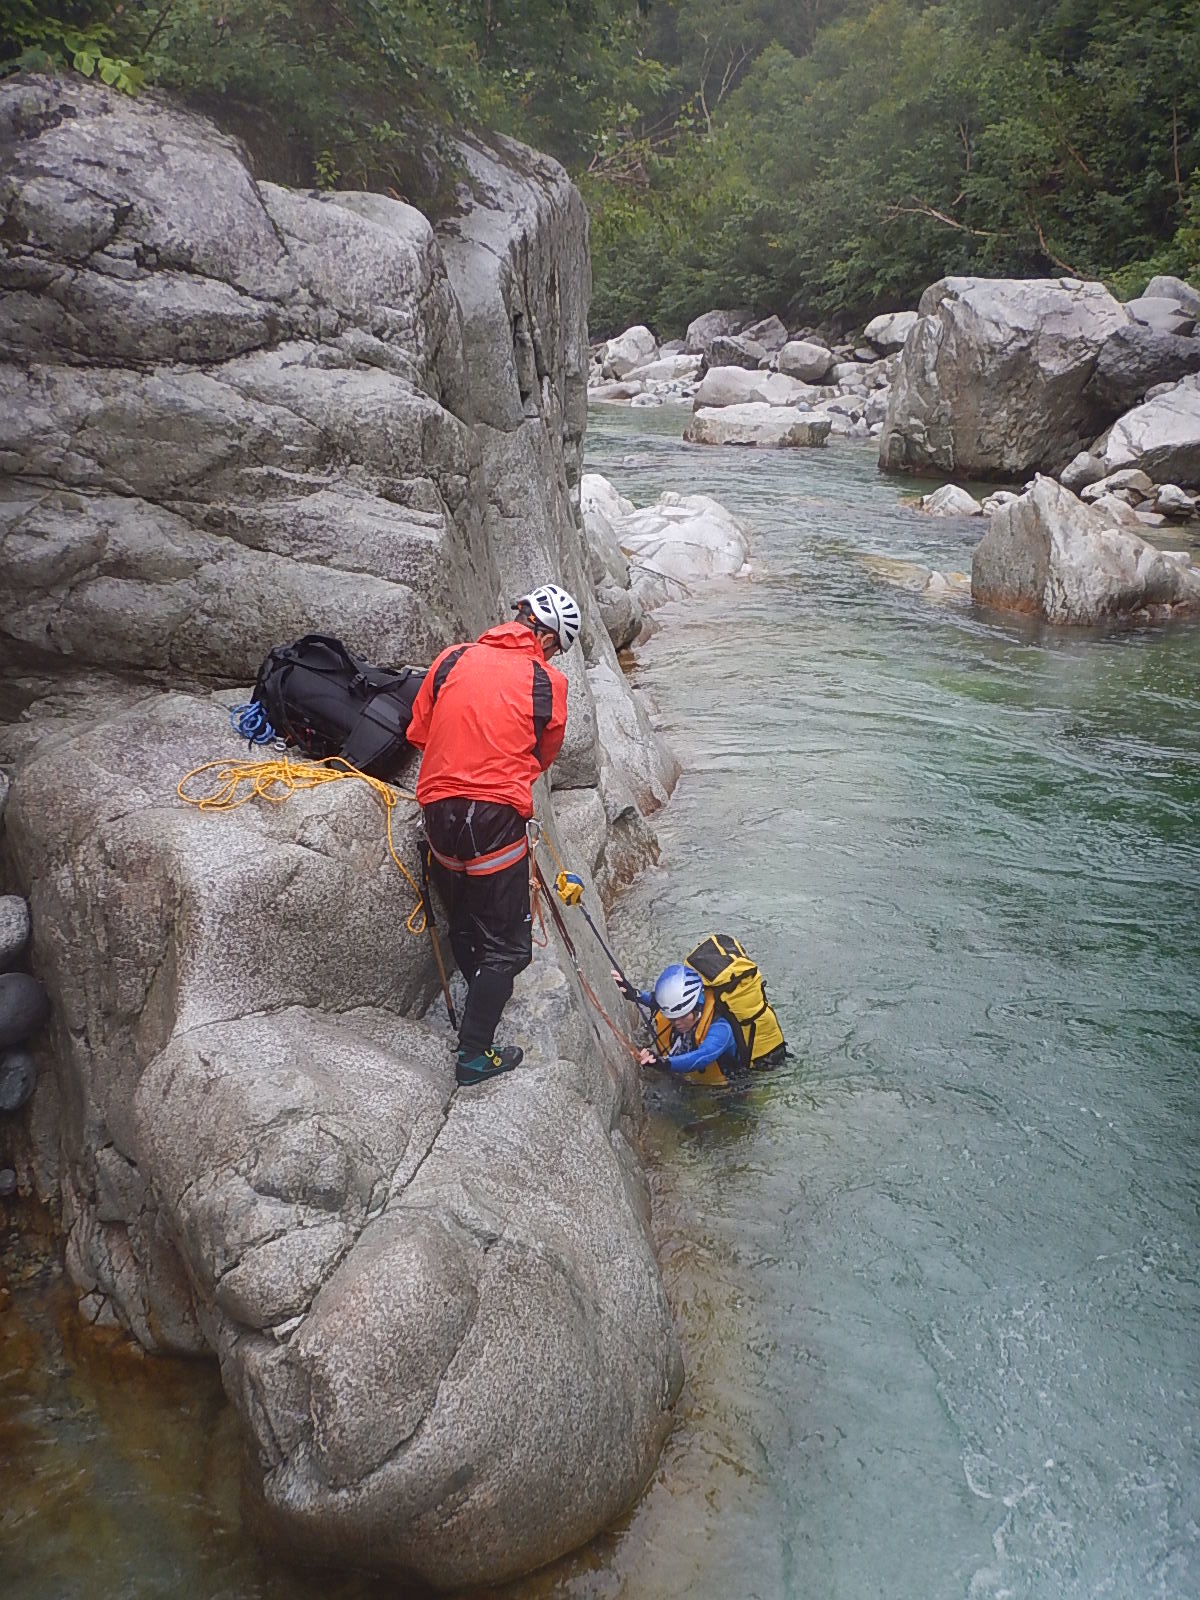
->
<box><xmin>238</xmin><ymin>634</ymin><xmax>426</xmax><ymax>780</ymax></box>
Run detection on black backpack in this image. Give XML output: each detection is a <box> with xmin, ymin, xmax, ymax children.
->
<box><xmin>250</xmin><ymin>634</ymin><xmax>425</xmax><ymax>780</ymax></box>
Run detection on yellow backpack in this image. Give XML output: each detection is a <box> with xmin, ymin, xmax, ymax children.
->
<box><xmin>685</xmin><ymin>934</ymin><xmax>786</xmax><ymax>1068</ymax></box>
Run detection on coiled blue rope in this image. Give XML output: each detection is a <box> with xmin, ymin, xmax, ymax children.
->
<box><xmin>230</xmin><ymin>701</ymin><xmax>276</xmax><ymax>745</ymax></box>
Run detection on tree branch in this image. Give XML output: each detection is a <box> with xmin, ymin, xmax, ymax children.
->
<box><xmin>885</xmin><ymin>195</ymin><xmax>994</xmax><ymax>237</ymax></box>
<box><xmin>1029</xmin><ymin>207</ymin><xmax>1080</xmax><ymax>275</ymax></box>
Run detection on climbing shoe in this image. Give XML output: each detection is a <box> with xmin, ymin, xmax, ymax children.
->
<box><xmin>455</xmin><ymin>1045</ymin><xmax>523</xmax><ymax>1086</ymax></box>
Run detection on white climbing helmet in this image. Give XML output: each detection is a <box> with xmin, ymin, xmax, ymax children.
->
<box><xmin>515</xmin><ymin>584</ymin><xmax>582</xmax><ymax>651</ymax></box>
<box><xmin>654</xmin><ymin>964</ymin><xmax>705</xmax><ymax>1020</ymax></box>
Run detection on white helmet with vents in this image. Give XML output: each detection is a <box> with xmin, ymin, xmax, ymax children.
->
<box><xmin>654</xmin><ymin>964</ymin><xmax>705</xmax><ymax>1020</ymax></box>
<box><xmin>515</xmin><ymin>584</ymin><xmax>581</xmax><ymax>651</ymax></box>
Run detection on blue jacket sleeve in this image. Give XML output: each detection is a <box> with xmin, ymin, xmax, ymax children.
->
<box><xmin>664</xmin><ymin>1016</ymin><xmax>736</xmax><ymax>1074</ymax></box>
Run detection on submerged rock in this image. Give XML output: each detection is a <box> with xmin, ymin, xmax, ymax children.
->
<box><xmin>971</xmin><ymin>476</ymin><xmax>1200</xmax><ymax>622</ymax></box>
<box><xmin>920</xmin><ymin>484</ymin><xmax>983</xmax><ymax>517</ymax></box>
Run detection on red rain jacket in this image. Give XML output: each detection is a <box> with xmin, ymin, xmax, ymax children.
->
<box><xmin>407</xmin><ymin>621</ymin><xmax>568</xmax><ymax>818</ymax></box>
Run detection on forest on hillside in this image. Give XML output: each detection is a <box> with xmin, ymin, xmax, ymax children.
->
<box><xmin>6</xmin><ymin>1</ymin><xmax>1198</xmax><ymax>334</ymax></box>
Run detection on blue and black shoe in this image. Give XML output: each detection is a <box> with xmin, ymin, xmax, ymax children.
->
<box><xmin>455</xmin><ymin>1045</ymin><xmax>523</xmax><ymax>1086</ymax></box>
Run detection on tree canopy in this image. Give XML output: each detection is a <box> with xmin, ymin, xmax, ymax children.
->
<box><xmin>3</xmin><ymin>0</ymin><xmax>1197</xmax><ymax>333</ymax></box>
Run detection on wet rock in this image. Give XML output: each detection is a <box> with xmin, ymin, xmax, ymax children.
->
<box><xmin>920</xmin><ymin>485</ymin><xmax>982</xmax><ymax>517</ymax></box>
<box><xmin>0</xmin><ymin>972</ymin><xmax>49</xmax><ymax>1050</ymax></box>
<box><xmin>0</xmin><ymin>1167</ymin><xmax>16</xmax><ymax>1197</ymax></box>
<box><xmin>972</xmin><ymin>475</ymin><xmax>1200</xmax><ymax>622</ymax></box>
<box><xmin>0</xmin><ymin>1047</ymin><xmax>36</xmax><ymax>1113</ymax></box>
<box><xmin>0</xmin><ymin>895</ymin><xmax>31</xmax><ymax>971</ymax></box>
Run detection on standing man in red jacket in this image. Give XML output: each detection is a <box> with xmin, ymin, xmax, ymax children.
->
<box><xmin>406</xmin><ymin>584</ymin><xmax>581</xmax><ymax>1086</ymax></box>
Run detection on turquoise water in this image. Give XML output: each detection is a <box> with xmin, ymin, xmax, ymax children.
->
<box><xmin>3</xmin><ymin>407</ymin><xmax>1198</xmax><ymax>1600</ymax></box>
<box><xmin>556</xmin><ymin>406</ymin><xmax>1200</xmax><ymax>1600</ymax></box>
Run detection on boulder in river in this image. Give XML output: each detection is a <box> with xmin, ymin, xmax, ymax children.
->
<box><xmin>920</xmin><ymin>485</ymin><xmax>983</xmax><ymax>517</ymax></box>
<box><xmin>1086</xmin><ymin>322</ymin><xmax>1200</xmax><ymax>416</ymax></box>
<box><xmin>684</xmin><ymin>404</ymin><xmax>832</xmax><ymax>448</ymax></box>
<box><xmin>880</xmin><ymin>276</ymin><xmax>1131</xmax><ymax>478</ymax></box>
<box><xmin>971</xmin><ymin>475</ymin><xmax>1200</xmax><ymax>623</ymax></box>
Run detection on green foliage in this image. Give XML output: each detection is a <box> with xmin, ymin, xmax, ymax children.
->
<box><xmin>585</xmin><ymin>0</ymin><xmax>1200</xmax><ymax>335</ymax></box>
<box><xmin>1</xmin><ymin>1</ymin><xmax>143</xmax><ymax>92</ymax></box>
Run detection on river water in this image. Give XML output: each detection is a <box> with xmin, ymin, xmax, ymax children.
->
<box><xmin>4</xmin><ymin>406</ymin><xmax>1199</xmax><ymax>1600</ymax></box>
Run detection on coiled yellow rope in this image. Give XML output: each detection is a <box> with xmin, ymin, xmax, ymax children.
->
<box><xmin>177</xmin><ymin>754</ymin><xmax>428</xmax><ymax>933</ymax></box>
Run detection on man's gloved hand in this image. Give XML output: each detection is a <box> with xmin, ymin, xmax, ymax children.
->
<box><xmin>637</xmin><ymin>1046</ymin><xmax>665</xmax><ymax>1069</ymax></box>
<box><xmin>611</xmin><ymin>969</ymin><xmax>640</xmax><ymax>1003</ymax></box>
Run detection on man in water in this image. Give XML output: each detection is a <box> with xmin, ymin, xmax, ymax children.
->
<box><xmin>407</xmin><ymin>584</ymin><xmax>581</xmax><ymax>1086</ymax></box>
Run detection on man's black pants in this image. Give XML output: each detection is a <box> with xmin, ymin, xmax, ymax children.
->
<box><xmin>423</xmin><ymin>798</ymin><xmax>533</xmax><ymax>1056</ymax></box>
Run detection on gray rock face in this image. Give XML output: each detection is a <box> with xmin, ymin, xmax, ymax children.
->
<box><xmin>971</xmin><ymin>476</ymin><xmax>1200</xmax><ymax>622</ymax></box>
<box><xmin>1087</xmin><ymin>322</ymin><xmax>1200</xmax><ymax>415</ymax></box>
<box><xmin>0</xmin><ymin>895</ymin><xmax>31</xmax><ymax>970</ymax></box>
<box><xmin>1102</xmin><ymin>374</ymin><xmax>1200</xmax><ymax>485</ymax></box>
<box><xmin>0</xmin><ymin>75</ymin><xmax>681</xmax><ymax>1587</ymax></box>
<box><xmin>880</xmin><ymin>276</ymin><xmax>1131</xmax><ymax>478</ymax></box>
<box><xmin>1123</xmin><ymin>295</ymin><xmax>1196</xmax><ymax>336</ymax></box>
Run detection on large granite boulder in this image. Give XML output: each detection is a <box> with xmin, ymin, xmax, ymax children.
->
<box><xmin>0</xmin><ymin>74</ymin><xmax>681</xmax><ymax>1588</ymax></box>
<box><xmin>879</xmin><ymin>276</ymin><xmax>1131</xmax><ymax>478</ymax></box>
<box><xmin>971</xmin><ymin>476</ymin><xmax>1200</xmax><ymax>622</ymax></box>
<box><xmin>1101</xmin><ymin>374</ymin><xmax>1200</xmax><ymax>485</ymax></box>
<box><xmin>684</xmin><ymin>404</ymin><xmax>832</xmax><ymax>447</ymax></box>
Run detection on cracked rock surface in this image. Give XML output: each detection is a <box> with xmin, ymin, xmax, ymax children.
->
<box><xmin>0</xmin><ymin>75</ymin><xmax>681</xmax><ymax>1587</ymax></box>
